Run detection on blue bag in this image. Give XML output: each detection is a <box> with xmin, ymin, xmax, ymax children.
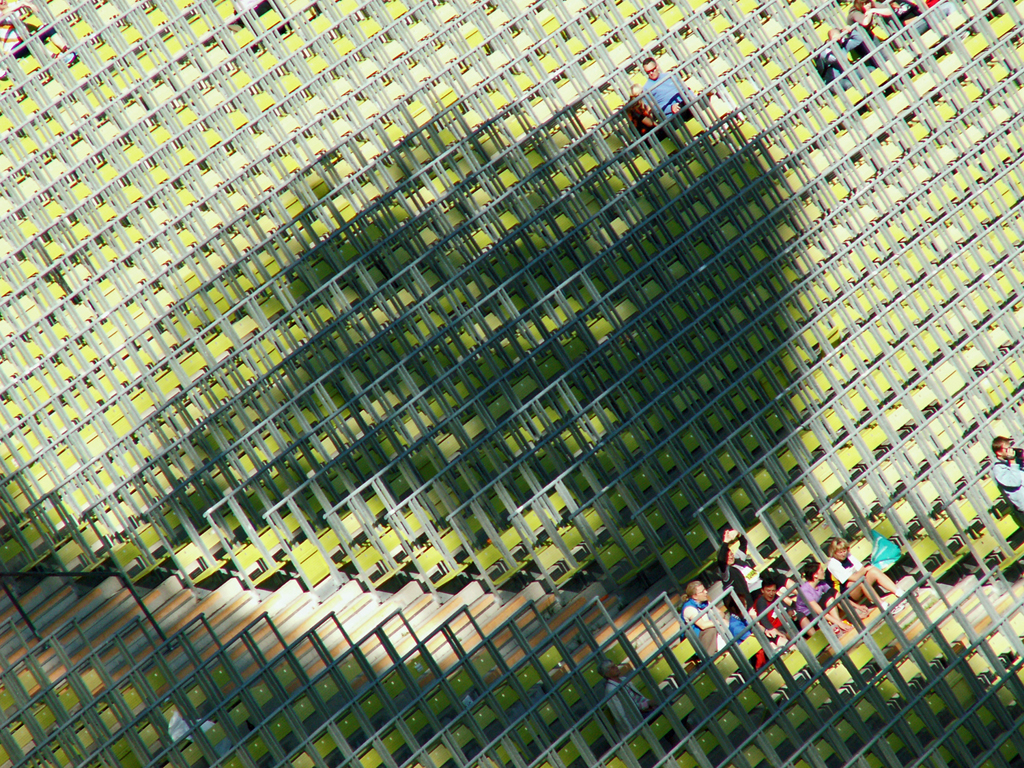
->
<box><xmin>870</xmin><ymin>530</ymin><xmax>901</xmax><ymax>570</ymax></box>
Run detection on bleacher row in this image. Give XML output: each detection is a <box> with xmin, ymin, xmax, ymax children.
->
<box><xmin>1</xmin><ymin>554</ymin><xmax>1023</xmax><ymax>768</ymax></box>
<box><xmin>0</xmin><ymin>0</ymin><xmax>1022</xmax><ymax>603</ymax></box>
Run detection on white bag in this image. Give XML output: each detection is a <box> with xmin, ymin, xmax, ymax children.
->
<box><xmin>167</xmin><ymin>708</ymin><xmax>190</xmax><ymax>742</ymax></box>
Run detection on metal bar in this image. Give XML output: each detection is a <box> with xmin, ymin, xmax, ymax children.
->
<box><xmin>0</xmin><ymin>577</ymin><xmax>38</xmax><ymax>640</ymax></box>
<box><xmin>0</xmin><ymin>570</ymin><xmax>166</xmax><ymax>643</ymax></box>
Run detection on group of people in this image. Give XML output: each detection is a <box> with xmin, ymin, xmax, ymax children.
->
<box><xmin>681</xmin><ymin>528</ymin><xmax>906</xmax><ymax>668</ymax></box>
<box><xmin>497</xmin><ymin>433</ymin><xmax>1021</xmax><ymax>743</ymax></box>
<box><xmin>593</xmin><ymin>432</ymin><xmax>1024</xmax><ymax>740</ymax></box>
<box><xmin>594</xmin><ymin>525</ymin><xmax>906</xmax><ymax>737</ymax></box>
<box><xmin>625</xmin><ymin>0</ymin><xmax>959</xmax><ymax>128</ymax></box>
<box><xmin>814</xmin><ymin>0</ymin><xmax>957</xmax><ymax>87</ymax></box>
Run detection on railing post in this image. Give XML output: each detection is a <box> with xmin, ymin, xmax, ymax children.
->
<box><xmin>0</xmin><ymin>577</ymin><xmax>40</xmax><ymax>640</ymax></box>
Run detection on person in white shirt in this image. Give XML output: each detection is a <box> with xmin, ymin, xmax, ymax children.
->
<box><xmin>599</xmin><ymin>660</ymin><xmax>653</xmax><ymax>735</ymax></box>
<box><xmin>826</xmin><ymin>538</ymin><xmax>904</xmax><ymax>611</ymax></box>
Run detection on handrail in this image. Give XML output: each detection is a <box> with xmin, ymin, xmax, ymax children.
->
<box><xmin>0</xmin><ymin>568</ymin><xmax>168</xmax><ymax>643</ymax></box>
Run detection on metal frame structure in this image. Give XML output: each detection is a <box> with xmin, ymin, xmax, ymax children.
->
<box><xmin>1</xmin><ymin>0</ymin><xmax>1024</xmax><ymax>765</ymax></box>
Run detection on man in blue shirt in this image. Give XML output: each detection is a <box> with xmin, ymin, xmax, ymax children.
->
<box><xmin>641</xmin><ymin>56</ymin><xmax>699</xmax><ymax>120</ymax></box>
<box><xmin>641</xmin><ymin>55</ymin><xmax>743</xmax><ymax>127</ymax></box>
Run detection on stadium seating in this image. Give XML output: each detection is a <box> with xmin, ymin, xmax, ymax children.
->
<box><xmin>2</xmin><ymin>0</ymin><xmax>1024</xmax><ymax>764</ymax></box>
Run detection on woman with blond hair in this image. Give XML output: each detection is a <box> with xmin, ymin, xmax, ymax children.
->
<box><xmin>826</xmin><ymin>537</ymin><xmax>904</xmax><ymax>609</ymax></box>
<box><xmin>680</xmin><ymin>581</ymin><xmax>720</xmax><ymax>654</ymax></box>
<box><xmin>626</xmin><ymin>83</ymin><xmax>657</xmax><ymax>135</ymax></box>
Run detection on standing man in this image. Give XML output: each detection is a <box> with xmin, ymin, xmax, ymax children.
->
<box><xmin>992</xmin><ymin>436</ymin><xmax>1024</xmax><ymax>528</ymax></box>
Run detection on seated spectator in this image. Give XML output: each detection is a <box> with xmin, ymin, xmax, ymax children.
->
<box><xmin>599</xmin><ymin>660</ymin><xmax>653</xmax><ymax>735</ymax></box>
<box><xmin>641</xmin><ymin>55</ymin><xmax>698</xmax><ymax>119</ymax></box>
<box><xmin>640</xmin><ymin>55</ymin><xmax>739</xmax><ymax>124</ymax></box>
<box><xmin>814</xmin><ymin>27</ymin><xmax>878</xmax><ymax>88</ymax></box>
<box><xmin>889</xmin><ymin>0</ymin><xmax>925</xmax><ymax>25</ymax></box>
<box><xmin>794</xmin><ymin>560</ymin><xmax>853</xmax><ymax>636</ymax></box>
<box><xmin>826</xmin><ymin>537</ymin><xmax>905</xmax><ymax>610</ymax></box>
<box><xmin>753</xmin><ymin>581</ymin><xmax>790</xmax><ymax>643</ymax></box>
<box><xmin>837</xmin><ymin>25</ymin><xmax>879</xmax><ymax>67</ymax></box>
<box><xmin>848</xmin><ymin>0</ymin><xmax>895</xmax><ymax>37</ymax></box>
<box><xmin>855</xmin><ymin>0</ymin><xmax>955</xmax><ymax>37</ymax></box>
<box><xmin>751</xmin><ymin>580</ymin><xmax>790</xmax><ymax>668</ymax></box>
<box><xmin>626</xmin><ymin>83</ymin><xmax>658</xmax><ymax>136</ymax></box>
<box><xmin>718</xmin><ymin>594</ymin><xmax>752</xmax><ymax>647</ymax></box>
<box><xmin>814</xmin><ymin>30</ymin><xmax>852</xmax><ymax>87</ymax></box>
<box><xmin>903</xmin><ymin>0</ymin><xmax>957</xmax><ymax>34</ymax></box>
<box><xmin>0</xmin><ymin>0</ymin><xmax>75</xmax><ymax>78</ymax></box>
<box><xmin>680</xmin><ymin>580</ymin><xmax>720</xmax><ymax>654</ymax></box>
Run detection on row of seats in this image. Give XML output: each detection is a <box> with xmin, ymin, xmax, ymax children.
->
<box><xmin>0</xmin><ymin>171</ymin><xmax>1011</xmax><ymax>585</ymax></box>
